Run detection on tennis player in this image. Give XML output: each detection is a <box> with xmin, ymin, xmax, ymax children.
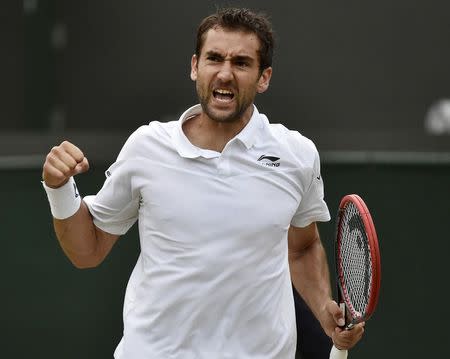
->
<box><xmin>42</xmin><ymin>8</ymin><xmax>364</xmax><ymax>359</ymax></box>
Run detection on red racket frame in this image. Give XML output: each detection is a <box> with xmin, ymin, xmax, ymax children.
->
<box><xmin>336</xmin><ymin>194</ymin><xmax>381</xmax><ymax>324</ymax></box>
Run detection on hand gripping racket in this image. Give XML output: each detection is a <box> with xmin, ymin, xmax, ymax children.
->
<box><xmin>329</xmin><ymin>194</ymin><xmax>381</xmax><ymax>359</ymax></box>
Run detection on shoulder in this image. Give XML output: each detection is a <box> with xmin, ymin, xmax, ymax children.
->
<box><xmin>265</xmin><ymin>121</ymin><xmax>319</xmax><ymax>166</ymax></box>
<box><xmin>117</xmin><ymin>121</ymin><xmax>176</xmax><ymax>160</ymax></box>
<box><xmin>269</xmin><ymin>123</ymin><xmax>317</xmax><ymax>151</ymax></box>
<box><xmin>129</xmin><ymin>121</ymin><xmax>175</xmax><ymax>142</ymax></box>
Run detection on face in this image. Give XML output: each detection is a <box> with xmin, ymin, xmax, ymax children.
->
<box><xmin>191</xmin><ymin>27</ymin><xmax>272</xmax><ymax>123</ymax></box>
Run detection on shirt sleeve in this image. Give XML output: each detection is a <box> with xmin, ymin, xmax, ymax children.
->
<box><xmin>290</xmin><ymin>149</ymin><xmax>331</xmax><ymax>228</ymax></box>
<box><xmin>83</xmin><ymin>130</ymin><xmax>144</xmax><ymax>236</ymax></box>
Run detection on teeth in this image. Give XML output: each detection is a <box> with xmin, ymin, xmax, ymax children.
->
<box><xmin>215</xmin><ymin>89</ymin><xmax>233</xmax><ymax>95</ymax></box>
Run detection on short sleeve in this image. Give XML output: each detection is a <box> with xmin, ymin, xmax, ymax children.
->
<box><xmin>290</xmin><ymin>149</ymin><xmax>331</xmax><ymax>228</ymax></box>
<box><xmin>83</xmin><ymin>129</ymin><xmax>146</xmax><ymax>235</ymax></box>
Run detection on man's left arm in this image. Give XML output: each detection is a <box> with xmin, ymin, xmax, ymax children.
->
<box><xmin>288</xmin><ymin>222</ymin><xmax>365</xmax><ymax>350</ymax></box>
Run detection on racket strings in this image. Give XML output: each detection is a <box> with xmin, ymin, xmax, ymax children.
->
<box><xmin>338</xmin><ymin>203</ymin><xmax>373</xmax><ymax>318</ymax></box>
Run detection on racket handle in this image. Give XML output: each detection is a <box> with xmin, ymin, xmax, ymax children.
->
<box><xmin>329</xmin><ymin>345</ymin><xmax>348</xmax><ymax>359</ymax></box>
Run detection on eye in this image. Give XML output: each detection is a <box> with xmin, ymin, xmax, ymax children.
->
<box><xmin>236</xmin><ymin>61</ymin><xmax>249</xmax><ymax>68</ymax></box>
<box><xmin>206</xmin><ymin>55</ymin><xmax>221</xmax><ymax>62</ymax></box>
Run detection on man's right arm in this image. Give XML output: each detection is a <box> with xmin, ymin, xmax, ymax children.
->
<box><xmin>43</xmin><ymin>141</ymin><xmax>119</xmax><ymax>269</ymax></box>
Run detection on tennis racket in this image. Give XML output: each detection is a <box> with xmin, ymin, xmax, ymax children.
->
<box><xmin>329</xmin><ymin>194</ymin><xmax>381</xmax><ymax>359</ymax></box>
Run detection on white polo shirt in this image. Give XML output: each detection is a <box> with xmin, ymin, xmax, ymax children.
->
<box><xmin>84</xmin><ymin>104</ymin><xmax>330</xmax><ymax>359</ymax></box>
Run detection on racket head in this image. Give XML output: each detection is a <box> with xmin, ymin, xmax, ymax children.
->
<box><xmin>335</xmin><ymin>194</ymin><xmax>381</xmax><ymax>326</ymax></box>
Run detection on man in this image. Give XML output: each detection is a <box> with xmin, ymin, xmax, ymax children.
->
<box><xmin>42</xmin><ymin>8</ymin><xmax>364</xmax><ymax>359</ymax></box>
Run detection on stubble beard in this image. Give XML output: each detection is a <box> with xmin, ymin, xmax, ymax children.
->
<box><xmin>196</xmin><ymin>83</ymin><xmax>254</xmax><ymax>123</ymax></box>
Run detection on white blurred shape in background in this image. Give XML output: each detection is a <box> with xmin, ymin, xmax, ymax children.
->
<box><xmin>425</xmin><ymin>99</ymin><xmax>450</xmax><ymax>135</ymax></box>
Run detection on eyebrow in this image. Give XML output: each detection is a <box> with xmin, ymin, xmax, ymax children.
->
<box><xmin>204</xmin><ymin>51</ymin><xmax>255</xmax><ymax>63</ymax></box>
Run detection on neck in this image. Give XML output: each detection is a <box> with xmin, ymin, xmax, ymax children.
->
<box><xmin>183</xmin><ymin>106</ymin><xmax>254</xmax><ymax>152</ymax></box>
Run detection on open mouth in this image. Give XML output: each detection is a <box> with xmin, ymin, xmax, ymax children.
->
<box><xmin>213</xmin><ymin>88</ymin><xmax>235</xmax><ymax>103</ymax></box>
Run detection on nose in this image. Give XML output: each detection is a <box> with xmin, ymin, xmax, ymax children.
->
<box><xmin>217</xmin><ymin>61</ymin><xmax>233</xmax><ymax>82</ymax></box>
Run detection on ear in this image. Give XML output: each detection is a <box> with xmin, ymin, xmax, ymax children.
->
<box><xmin>190</xmin><ymin>54</ymin><xmax>198</xmax><ymax>81</ymax></box>
<box><xmin>256</xmin><ymin>67</ymin><xmax>272</xmax><ymax>94</ymax></box>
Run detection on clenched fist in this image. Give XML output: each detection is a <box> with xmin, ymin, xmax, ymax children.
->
<box><xmin>42</xmin><ymin>141</ymin><xmax>90</xmax><ymax>188</ymax></box>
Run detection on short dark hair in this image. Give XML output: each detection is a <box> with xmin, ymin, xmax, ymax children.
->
<box><xmin>195</xmin><ymin>8</ymin><xmax>275</xmax><ymax>71</ymax></box>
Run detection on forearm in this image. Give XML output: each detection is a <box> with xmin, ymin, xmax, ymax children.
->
<box><xmin>53</xmin><ymin>200</ymin><xmax>101</xmax><ymax>268</ymax></box>
<box><xmin>289</xmin><ymin>237</ymin><xmax>332</xmax><ymax>323</ymax></box>
<box><xmin>289</xmin><ymin>226</ymin><xmax>365</xmax><ymax>347</ymax></box>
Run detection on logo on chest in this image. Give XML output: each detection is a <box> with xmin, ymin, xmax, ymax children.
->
<box><xmin>257</xmin><ymin>155</ymin><xmax>281</xmax><ymax>167</ymax></box>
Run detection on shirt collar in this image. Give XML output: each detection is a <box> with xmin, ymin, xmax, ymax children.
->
<box><xmin>234</xmin><ymin>105</ymin><xmax>262</xmax><ymax>150</ymax></box>
<box><xmin>171</xmin><ymin>104</ymin><xmax>262</xmax><ymax>159</ymax></box>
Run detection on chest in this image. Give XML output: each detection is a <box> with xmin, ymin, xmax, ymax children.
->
<box><xmin>137</xmin><ymin>153</ymin><xmax>310</xmax><ymax>241</ymax></box>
